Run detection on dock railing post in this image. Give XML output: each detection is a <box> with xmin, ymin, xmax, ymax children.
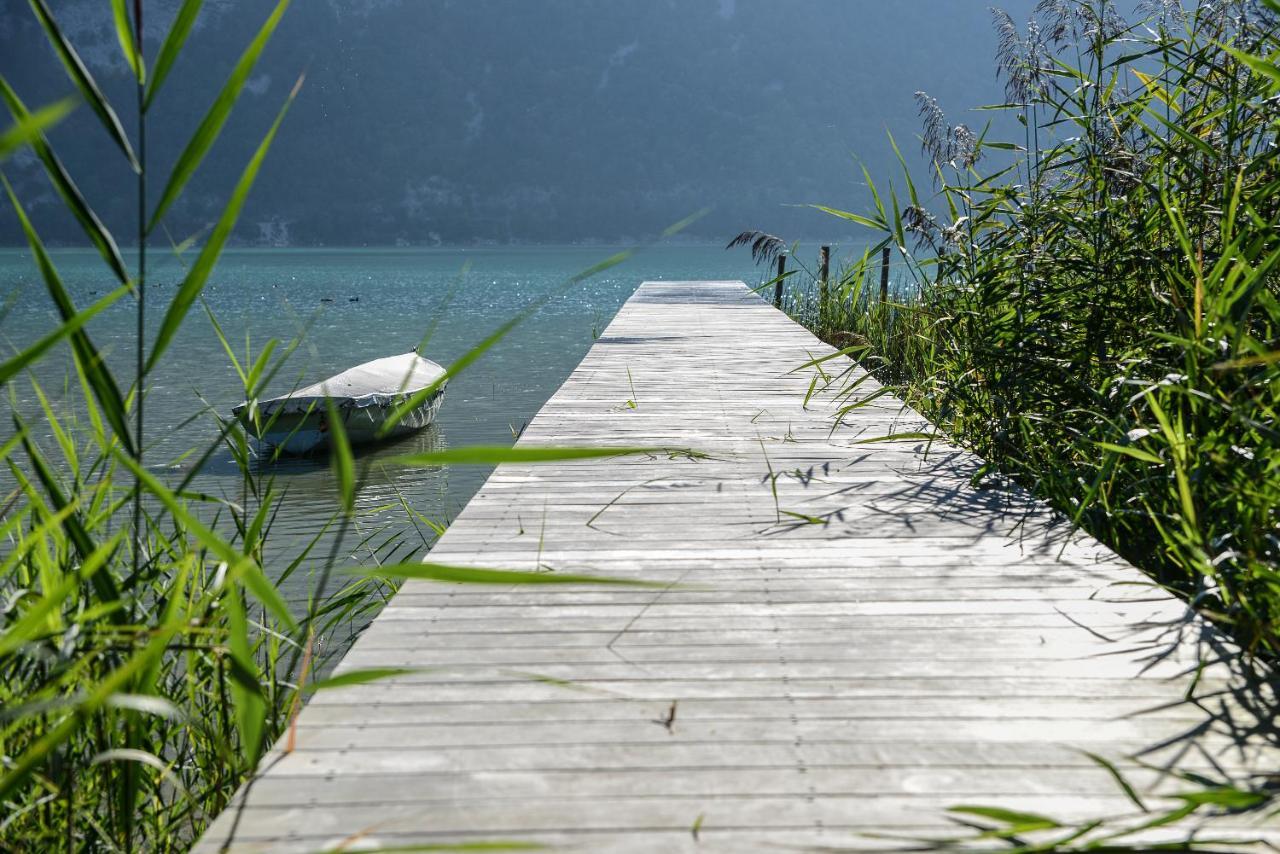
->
<box><xmin>818</xmin><ymin>245</ymin><xmax>830</xmax><ymax>328</ymax></box>
<box><xmin>774</xmin><ymin>252</ymin><xmax>786</xmax><ymax>309</ymax></box>
<box><xmin>879</xmin><ymin>246</ymin><xmax>890</xmax><ymax>305</ymax></box>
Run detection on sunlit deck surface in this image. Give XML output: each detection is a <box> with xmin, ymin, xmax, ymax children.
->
<box><xmin>199</xmin><ymin>280</ymin><xmax>1278</xmax><ymax>852</ymax></box>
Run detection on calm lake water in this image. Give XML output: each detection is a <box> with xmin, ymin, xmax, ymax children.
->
<box><xmin>1</xmin><ymin>245</ymin><xmax>764</xmax><ymax>592</ymax></box>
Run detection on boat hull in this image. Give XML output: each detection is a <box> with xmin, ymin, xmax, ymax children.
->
<box><xmin>247</xmin><ymin>388</ymin><xmax>445</xmax><ymax>455</ymax></box>
<box><xmin>233</xmin><ymin>352</ymin><xmax>448</xmax><ymax>456</ymax></box>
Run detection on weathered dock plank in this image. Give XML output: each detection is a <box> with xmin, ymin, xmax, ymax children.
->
<box><xmin>198</xmin><ymin>280</ymin><xmax>1278</xmax><ymax>852</ymax></box>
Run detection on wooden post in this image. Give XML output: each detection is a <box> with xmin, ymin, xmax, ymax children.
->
<box><xmin>773</xmin><ymin>253</ymin><xmax>786</xmax><ymax>309</ymax></box>
<box><xmin>818</xmin><ymin>245</ymin><xmax>830</xmax><ymax>325</ymax></box>
<box><xmin>879</xmin><ymin>246</ymin><xmax>890</xmax><ymax>304</ymax></box>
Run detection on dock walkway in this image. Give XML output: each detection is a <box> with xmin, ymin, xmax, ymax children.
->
<box><xmin>200</xmin><ymin>280</ymin><xmax>1277</xmax><ymax>852</ymax></box>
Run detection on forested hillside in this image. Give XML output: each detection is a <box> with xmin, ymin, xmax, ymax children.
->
<box><xmin>0</xmin><ymin>0</ymin><xmax>1031</xmax><ymax>245</ymax></box>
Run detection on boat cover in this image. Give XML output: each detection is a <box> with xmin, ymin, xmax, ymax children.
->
<box><xmin>234</xmin><ymin>352</ymin><xmax>447</xmax><ymax>417</ymax></box>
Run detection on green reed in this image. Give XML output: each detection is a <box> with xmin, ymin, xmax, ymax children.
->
<box><xmin>811</xmin><ymin>0</ymin><xmax>1279</xmax><ymax>659</ymax></box>
<box><xmin>0</xmin><ymin>2</ymin><xmax>663</xmax><ymax>849</ymax></box>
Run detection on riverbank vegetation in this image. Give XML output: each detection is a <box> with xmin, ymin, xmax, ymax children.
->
<box><xmin>803</xmin><ymin>0</ymin><xmax>1279</xmax><ymax>659</ymax></box>
<box><xmin>0</xmin><ymin>1</ymin><xmax>412</xmax><ymax>846</ymax></box>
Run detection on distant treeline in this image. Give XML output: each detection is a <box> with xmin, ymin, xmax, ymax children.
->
<box><xmin>0</xmin><ymin>0</ymin><xmax>1032</xmax><ymax>246</ymax></box>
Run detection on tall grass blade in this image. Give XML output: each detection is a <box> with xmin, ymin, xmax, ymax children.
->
<box><xmin>147</xmin><ymin>73</ymin><xmax>301</xmax><ymax>372</ymax></box>
<box><xmin>0</xmin><ymin>92</ymin><xmax>74</xmax><ymax>159</ymax></box>
<box><xmin>144</xmin><ymin>0</ymin><xmax>204</xmax><ymax>111</ymax></box>
<box><xmin>0</xmin><ymin>286</ymin><xmax>128</xmax><ymax>386</ymax></box>
<box><xmin>147</xmin><ymin>0</ymin><xmax>291</xmax><ymax>232</ymax></box>
<box><xmin>391</xmin><ymin>446</ymin><xmax>666</xmax><ymax>466</ymax></box>
<box><xmin>25</xmin><ymin>0</ymin><xmax>139</xmax><ymax>171</ymax></box>
<box><xmin>1224</xmin><ymin>44</ymin><xmax>1280</xmax><ymax>90</ymax></box>
<box><xmin>378</xmin><ymin>314</ymin><xmax>522</xmax><ymax>435</ymax></box>
<box><xmin>304</xmin><ymin>667</ymin><xmax>424</xmax><ymax>692</ymax></box>
<box><xmin>383</xmin><ymin>211</ymin><xmax>696</xmax><ymax>435</ymax></box>
<box><xmin>810</xmin><ymin>204</ymin><xmax>885</xmax><ymax>230</ymax></box>
<box><xmin>108</xmin><ymin>0</ymin><xmax>142</xmax><ymax>83</ymax></box>
<box><xmin>0</xmin><ymin>79</ymin><xmax>129</xmax><ymax>284</ymax></box>
<box><xmin>223</xmin><ymin>584</ymin><xmax>267</xmax><ymax>765</ymax></box>
<box><xmin>2</xmin><ymin>174</ymin><xmax>135</xmax><ymax>455</ymax></box>
<box><xmin>1083</xmin><ymin>752</ymin><xmax>1148</xmax><ymax>813</ymax></box>
<box><xmin>327</xmin><ymin>398</ymin><xmax>355</xmax><ymax>515</ymax></box>
<box><xmin>359</xmin><ymin>562</ymin><xmax>671</xmax><ymax>588</ymax></box>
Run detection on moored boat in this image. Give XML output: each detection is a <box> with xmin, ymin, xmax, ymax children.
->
<box><xmin>233</xmin><ymin>352</ymin><xmax>447</xmax><ymax>455</ymax></box>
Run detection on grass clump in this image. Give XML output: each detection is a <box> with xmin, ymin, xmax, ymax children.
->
<box><xmin>805</xmin><ymin>0</ymin><xmax>1280</xmax><ymax>658</ymax></box>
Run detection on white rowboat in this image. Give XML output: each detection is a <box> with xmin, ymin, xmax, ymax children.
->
<box><xmin>233</xmin><ymin>352</ymin><xmax>447</xmax><ymax>455</ymax></box>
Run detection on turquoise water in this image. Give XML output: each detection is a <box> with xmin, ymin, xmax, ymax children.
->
<box><xmin>1</xmin><ymin>246</ymin><xmax>765</xmax><ymax>586</ymax></box>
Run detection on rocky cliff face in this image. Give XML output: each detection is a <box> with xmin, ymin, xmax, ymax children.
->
<box><xmin>1</xmin><ymin>0</ymin><xmax>1030</xmax><ymax>246</ymax></box>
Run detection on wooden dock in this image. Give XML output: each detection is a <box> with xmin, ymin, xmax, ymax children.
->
<box><xmin>199</xmin><ymin>280</ymin><xmax>1277</xmax><ymax>852</ymax></box>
